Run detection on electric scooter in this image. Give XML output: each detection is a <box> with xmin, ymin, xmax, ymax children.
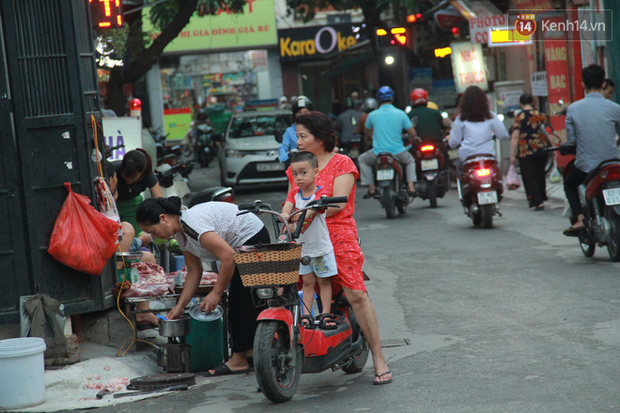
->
<box><xmin>235</xmin><ymin>198</ymin><xmax>369</xmax><ymax>403</ymax></box>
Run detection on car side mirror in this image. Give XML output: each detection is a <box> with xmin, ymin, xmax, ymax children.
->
<box><xmin>274</xmin><ymin>129</ymin><xmax>284</xmax><ymax>144</ymax></box>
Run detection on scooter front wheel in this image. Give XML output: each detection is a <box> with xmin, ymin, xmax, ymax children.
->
<box><xmin>383</xmin><ymin>186</ymin><xmax>396</xmax><ymax>219</ymax></box>
<box><xmin>254</xmin><ymin>321</ymin><xmax>302</xmax><ymax>403</ymax></box>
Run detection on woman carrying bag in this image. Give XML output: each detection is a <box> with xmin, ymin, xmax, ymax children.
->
<box><xmin>509</xmin><ymin>93</ymin><xmax>550</xmax><ymax>211</ymax></box>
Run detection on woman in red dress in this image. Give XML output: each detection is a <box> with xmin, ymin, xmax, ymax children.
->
<box><xmin>286</xmin><ymin>111</ymin><xmax>392</xmax><ymax>385</ymax></box>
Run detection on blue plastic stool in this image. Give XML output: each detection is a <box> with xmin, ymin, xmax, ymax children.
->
<box><xmin>298</xmin><ymin>291</ymin><xmax>320</xmax><ymax>317</ymax></box>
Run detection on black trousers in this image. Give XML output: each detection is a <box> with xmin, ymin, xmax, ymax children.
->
<box><xmin>563</xmin><ymin>166</ymin><xmax>588</xmax><ymax>219</ymax></box>
<box><xmin>518</xmin><ymin>155</ymin><xmax>548</xmax><ymax>207</ymax></box>
<box><xmin>228</xmin><ymin>226</ymin><xmax>270</xmax><ymax>353</ymax></box>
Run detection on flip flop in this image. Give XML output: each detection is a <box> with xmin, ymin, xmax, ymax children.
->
<box><xmin>374</xmin><ymin>370</ymin><xmax>393</xmax><ymax>385</ymax></box>
<box><xmin>203</xmin><ymin>363</ymin><xmax>250</xmax><ymax>377</ymax></box>
<box><xmin>317</xmin><ymin>313</ymin><xmax>338</xmax><ymax>330</ymax></box>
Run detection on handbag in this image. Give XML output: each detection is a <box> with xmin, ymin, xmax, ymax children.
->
<box><xmin>506</xmin><ymin>165</ymin><xmax>521</xmax><ymax>190</ymax></box>
<box><xmin>48</xmin><ymin>182</ymin><xmax>121</xmax><ymax>275</ymax></box>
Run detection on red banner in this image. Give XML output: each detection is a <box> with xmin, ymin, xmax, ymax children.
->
<box><xmin>543</xmin><ymin>16</ymin><xmax>572</xmax><ymax>167</ymax></box>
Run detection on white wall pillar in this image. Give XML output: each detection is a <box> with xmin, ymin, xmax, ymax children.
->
<box><xmin>146</xmin><ymin>63</ymin><xmax>164</xmax><ymax>132</ymax></box>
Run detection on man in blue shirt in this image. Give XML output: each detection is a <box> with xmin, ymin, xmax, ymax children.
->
<box><xmin>278</xmin><ymin>96</ymin><xmax>313</xmax><ymax>162</ymax></box>
<box><xmin>359</xmin><ymin>86</ymin><xmax>417</xmax><ymax>198</ymax></box>
<box><xmin>563</xmin><ymin>64</ymin><xmax>620</xmax><ymax>236</ymax></box>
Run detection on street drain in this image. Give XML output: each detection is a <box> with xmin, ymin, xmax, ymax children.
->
<box><xmin>381</xmin><ymin>338</ymin><xmax>411</xmax><ymax>348</ymax></box>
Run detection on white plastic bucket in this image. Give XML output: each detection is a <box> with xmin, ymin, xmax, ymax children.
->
<box><xmin>0</xmin><ymin>337</ymin><xmax>47</xmax><ymax>409</ymax></box>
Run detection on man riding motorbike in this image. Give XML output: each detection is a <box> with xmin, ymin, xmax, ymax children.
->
<box><xmin>278</xmin><ymin>95</ymin><xmax>314</xmax><ymax>162</ymax></box>
<box><xmin>408</xmin><ymin>88</ymin><xmax>445</xmax><ymax>142</ymax></box>
<box><xmin>355</xmin><ymin>97</ymin><xmax>378</xmax><ymax>152</ymax></box>
<box><xmin>336</xmin><ymin>97</ymin><xmax>362</xmax><ymax>146</ymax></box>
<box><xmin>563</xmin><ymin>64</ymin><xmax>620</xmax><ymax>236</ymax></box>
<box><xmin>358</xmin><ymin>86</ymin><xmax>417</xmax><ymax>198</ymax></box>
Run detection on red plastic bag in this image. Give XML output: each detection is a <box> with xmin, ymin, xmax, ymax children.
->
<box><xmin>48</xmin><ymin>183</ymin><xmax>121</xmax><ymax>275</ymax></box>
<box><xmin>506</xmin><ymin>165</ymin><xmax>521</xmax><ymax>190</ymax></box>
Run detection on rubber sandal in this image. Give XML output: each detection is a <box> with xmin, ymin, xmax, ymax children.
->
<box><xmin>374</xmin><ymin>370</ymin><xmax>393</xmax><ymax>385</ymax></box>
<box><xmin>317</xmin><ymin>313</ymin><xmax>338</xmax><ymax>330</ymax></box>
<box><xmin>563</xmin><ymin>226</ymin><xmax>584</xmax><ymax>237</ymax></box>
<box><xmin>363</xmin><ymin>190</ymin><xmax>376</xmax><ymax>199</ymax></box>
<box><xmin>300</xmin><ymin>315</ymin><xmax>313</xmax><ymax>328</ymax></box>
<box><xmin>203</xmin><ymin>363</ymin><xmax>250</xmax><ymax>377</ymax></box>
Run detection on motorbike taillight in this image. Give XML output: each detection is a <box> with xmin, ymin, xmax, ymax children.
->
<box><xmin>420</xmin><ymin>144</ymin><xmax>435</xmax><ymax>152</ymax></box>
<box><xmin>378</xmin><ymin>155</ymin><xmax>391</xmax><ymax>164</ymax></box>
<box><xmin>220</xmin><ymin>194</ymin><xmax>236</xmax><ymax>204</ymax></box>
<box><xmin>475</xmin><ymin>168</ymin><xmax>491</xmax><ymax>177</ymax></box>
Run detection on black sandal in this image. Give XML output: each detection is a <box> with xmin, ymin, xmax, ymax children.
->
<box><xmin>317</xmin><ymin>313</ymin><xmax>339</xmax><ymax>330</ymax></box>
<box><xmin>300</xmin><ymin>315</ymin><xmax>314</xmax><ymax>328</ymax></box>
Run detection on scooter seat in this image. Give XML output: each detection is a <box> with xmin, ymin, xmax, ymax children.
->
<box><xmin>584</xmin><ymin>158</ymin><xmax>620</xmax><ymax>184</ymax></box>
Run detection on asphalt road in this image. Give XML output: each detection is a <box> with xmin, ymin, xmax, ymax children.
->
<box><xmin>77</xmin><ymin>165</ymin><xmax>620</xmax><ymax>413</ymax></box>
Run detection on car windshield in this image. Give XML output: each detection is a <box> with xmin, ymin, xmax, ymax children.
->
<box><xmin>230</xmin><ymin>114</ymin><xmax>290</xmax><ymax>138</ymax></box>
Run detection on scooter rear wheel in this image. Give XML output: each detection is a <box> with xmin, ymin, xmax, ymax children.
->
<box><xmin>342</xmin><ymin>309</ymin><xmax>369</xmax><ymax>374</ymax></box>
<box><xmin>579</xmin><ymin>230</ymin><xmax>595</xmax><ymax>258</ymax></box>
<box><xmin>428</xmin><ymin>182</ymin><xmax>438</xmax><ymax>209</ymax></box>
<box><xmin>254</xmin><ymin>321</ymin><xmax>302</xmax><ymax>403</ymax></box>
<box><xmin>383</xmin><ymin>187</ymin><xmax>396</xmax><ymax>219</ymax></box>
<box><xmin>606</xmin><ymin>210</ymin><xmax>620</xmax><ymax>261</ymax></box>
<box><xmin>480</xmin><ymin>204</ymin><xmax>494</xmax><ymax>229</ymax></box>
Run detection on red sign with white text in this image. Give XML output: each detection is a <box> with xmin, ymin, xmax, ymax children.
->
<box><xmin>543</xmin><ymin>16</ymin><xmax>572</xmax><ymax>167</ymax></box>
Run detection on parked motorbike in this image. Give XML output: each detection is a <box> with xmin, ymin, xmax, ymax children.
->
<box><xmin>151</xmin><ymin>127</ymin><xmax>193</xmax><ymax>178</ymax></box>
<box><xmin>373</xmin><ymin>152</ymin><xmax>411</xmax><ymax>218</ymax></box>
<box><xmin>457</xmin><ymin>155</ymin><xmax>504</xmax><ymax>228</ymax></box>
<box><xmin>550</xmin><ymin>143</ymin><xmax>620</xmax><ymax>261</ymax></box>
<box><xmin>235</xmin><ymin>198</ymin><xmax>368</xmax><ymax>403</ymax></box>
<box><xmin>194</xmin><ymin>123</ymin><xmax>220</xmax><ymax>168</ymax></box>
<box><xmin>410</xmin><ymin>138</ymin><xmax>451</xmax><ymax>208</ymax></box>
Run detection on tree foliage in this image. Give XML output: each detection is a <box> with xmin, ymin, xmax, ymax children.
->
<box><xmin>105</xmin><ymin>0</ymin><xmax>247</xmax><ymax>116</ymax></box>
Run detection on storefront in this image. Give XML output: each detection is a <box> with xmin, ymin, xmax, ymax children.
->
<box><xmin>143</xmin><ymin>0</ymin><xmax>280</xmax><ymax>141</ymax></box>
<box><xmin>278</xmin><ymin>23</ymin><xmax>371</xmax><ymax>113</ymax></box>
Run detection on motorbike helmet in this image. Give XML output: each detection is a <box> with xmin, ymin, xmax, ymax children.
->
<box><xmin>279</xmin><ymin>96</ymin><xmax>288</xmax><ymax>104</ymax></box>
<box><xmin>361</xmin><ymin>97</ymin><xmax>378</xmax><ymax>113</ymax></box>
<box><xmin>376</xmin><ymin>86</ymin><xmax>395</xmax><ymax>103</ymax></box>
<box><xmin>410</xmin><ymin>88</ymin><xmax>428</xmax><ymax>106</ymax></box>
<box><xmin>292</xmin><ymin>95</ymin><xmax>314</xmax><ymax>117</ymax></box>
<box><xmin>427</xmin><ymin>101</ymin><xmax>439</xmax><ymax>110</ymax></box>
<box><xmin>196</xmin><ymin>108</ymin><xmax>207</xmax><ymax>121</ymax></box>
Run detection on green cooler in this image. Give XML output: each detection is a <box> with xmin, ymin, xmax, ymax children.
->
<box><xmin>186</xmin><ymin>304</ymin><xmax>224</xmax><ymax>372</ymax></box>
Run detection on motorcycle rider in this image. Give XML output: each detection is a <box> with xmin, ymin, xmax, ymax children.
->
<box><xmin>408</xmin><ymin>88</ymin><xmax>445</xmax><ymax>142</ymax></box>
<box><xmin>185</xmin><ymin>108</ymin><xmax>212</xmax><ymax>149</ymax></box>
<box><xmin>359</xmin><ymin>86</ymin><xmax>417</xmax><ymax>198</ymax></box>
<box><xmin>278</xmin><ymin>95</ymin><xmax>314</xmax><ymax>162</ymax></box>
<box><xmin>563</xmin><ymin>64</ymin><xmax>620</xmax><ymax>236</ymax></box>
<box><xmin>336</xmin><ymin>97</ymin><xmax>362</xmax><ymax>146</ymax></box>
<box><xmin>355</xmin><ymin>97</ymin><xmax>378</xmax><ymax>152</ymax></box>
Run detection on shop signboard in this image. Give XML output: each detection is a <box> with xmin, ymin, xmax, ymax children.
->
<box><xmin>163</xmin><ymin>108</ymin><xmax>193</xmax><ymax>142</ymax></box>
<box><xmin>143</xmin><ymin>0</ymin><xmax>277</xmax><ymax>53</ymax></box>
<box><xmin>450</xmin><ymin>42</ymin><xmax>487</xmax><ymax>93</ymax></box>
<box><xmin>531</xmin><ymin>71</ymin><xmax>548</xmax><ymax>96</ymax></box>
<box><xmin>101</xmin><ymin>117</ymin><xmax>143</xmax><ymax>161</ymax></box>
<box><xmin>512</xmin><ymin>0</ymin><xmax>554</xmax><ymax>10</ymax></box>
<box><xmin>278</xmin><ymin>24</ymin><xmax>365</xmax><ymax>62</ymax></box>
<box><xmin>434</xmin><ymin>6</ymin><xmax>463</xmax><ymax>31</ymax></box>
<box><xmin>468</xmin><ymin>1</ymin><xmax>505</xmax><ymax>44</ymax></box>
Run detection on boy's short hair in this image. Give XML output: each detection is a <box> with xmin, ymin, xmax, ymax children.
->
<box><xmin>290</xmin><ymin>151</ymin><xmax>318</xmax><ymax>169</ymax></box>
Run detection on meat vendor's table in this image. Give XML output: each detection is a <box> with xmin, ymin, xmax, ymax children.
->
<box><xmin>123</xmin><ymin>284</ymin><xmax>229</xmax><ymax>361</ymax></box>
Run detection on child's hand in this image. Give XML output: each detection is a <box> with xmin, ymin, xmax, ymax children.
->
<box><xmin>290</xmin><ymin>213</ymin><xmax>300</xmax><ymax>223</ymax></box>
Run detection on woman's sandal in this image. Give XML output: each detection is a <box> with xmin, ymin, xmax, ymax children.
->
<box><xmin>317</xmin><ymin>313</ymin><xmax>339</xmax><ymax>330</ymax></box>
<box><xmin>374</xmin><ymin>370</ymin><xmax>393</xmax><ymax>385</ymax></box>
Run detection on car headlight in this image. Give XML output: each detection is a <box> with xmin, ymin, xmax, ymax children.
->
<box><xmin>225</xmin><ymin>149</ymin><xmax>245</xmax><ymax>158</ymax></box>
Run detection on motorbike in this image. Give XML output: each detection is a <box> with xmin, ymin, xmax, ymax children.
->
<box><xmin>457</xmin><ymin>154</ymin><xmax>504</xmax><ymax>228</ymax></box>
<box><xmin>194</xmin><ymin>123</ymin><xmax>220</xmax><ymax>168</ymax></box>
<box><xmin>373</xmin><ymin>152</ymin><xmax>412</xmax><ymax>219</ymax></box>
<box><xmin>339</xmin><ymin>135</ymin><xmax>362</xmax><ymax>168</ymax></box>
<box><xmin>235</xmin><ymin>198</ymin><xmax>369</xmax><ymax>403</ymax></box>
<box><xmin>151</xmin><ymin>127</ymin><xmax>193</xmax><ymax>178</ymax></box>
<box><xmin>410</xmin><ymin>138</ymin><xmax>451</xmax><ymax>208</ymax></box>
<box><xmin>550</xmin><ymin>143</ymin><xmax>620</xmax><ymax>261</ymax></box>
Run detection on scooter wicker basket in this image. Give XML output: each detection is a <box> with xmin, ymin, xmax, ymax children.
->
<box><xmin>235</xmin><ymin>243</ymin><xmax>302</xmax><ymax>287</ymax></box>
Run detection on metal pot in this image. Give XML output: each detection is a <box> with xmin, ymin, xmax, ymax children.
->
<box><xmin>159</xmin><ymin>317</ymin><xmax>190</xmax><ymax>338</ymax></box>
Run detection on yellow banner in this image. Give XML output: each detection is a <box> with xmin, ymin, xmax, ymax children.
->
<box><xmin>143</xmin><ymin>0</ymin><xmax>277</xmax><ymax>53</ymax></box>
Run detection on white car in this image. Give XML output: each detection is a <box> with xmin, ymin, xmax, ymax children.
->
<box><xmin>219</xmin><ymin>110</ymin><xmax>292</xmax><ymax>188</ymax></box>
